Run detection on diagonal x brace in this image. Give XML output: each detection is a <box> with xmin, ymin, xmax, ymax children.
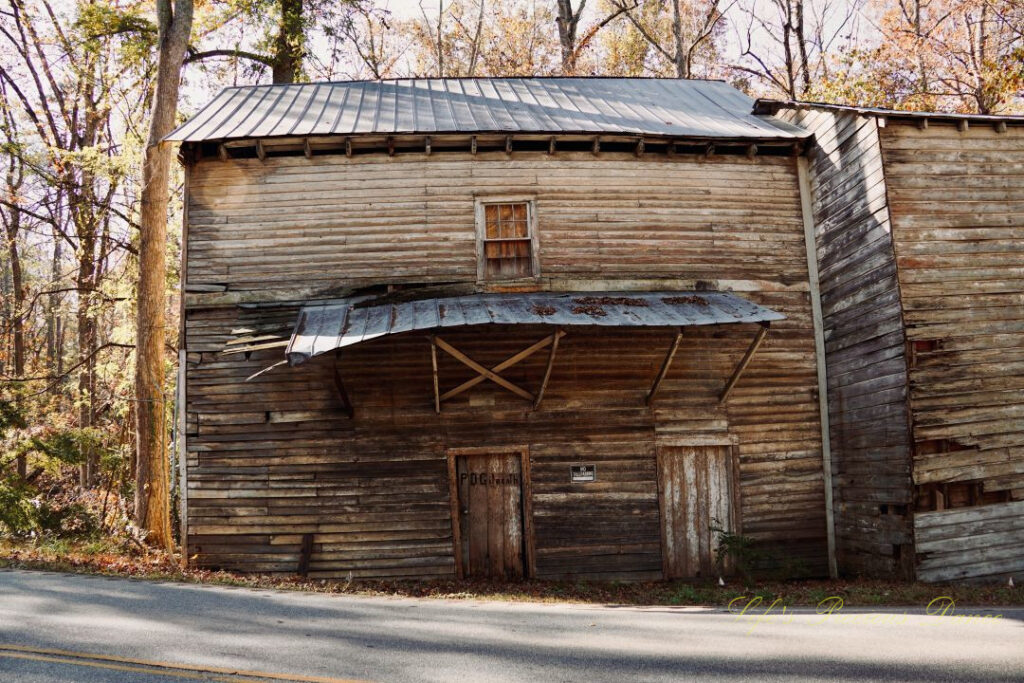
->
<box><xmin>435</xmin><ymin>336</ymin><xmax>535</xmax><ymax>401</ymax></box>
<box><xmin>434</xmin><ymin>331</ymin><xmax>566</xmax><ymax>405</ymax></box>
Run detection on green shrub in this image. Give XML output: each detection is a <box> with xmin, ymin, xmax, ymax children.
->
<box><xmin>0</xmin><ymin>478</ymin><xmax>37</xmax><ymax>536</ymax></box>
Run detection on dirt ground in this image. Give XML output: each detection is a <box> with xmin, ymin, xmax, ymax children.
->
<box><xmin>2</xmin><ymin>539</ymin><xmax>1021</xmax><ymax>608</ymax></box>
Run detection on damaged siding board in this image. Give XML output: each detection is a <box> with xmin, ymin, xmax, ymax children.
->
<box><xmin>914</xmin><ymin>500</ymin><xmax>1024</xmax><ymax>582</ymax></box>
<box><xmin>776</xmin><ymin>107</ymin><xmax>914</xmax><ymax>578</ymax></box>
<box><xmin>881</xmin><ymin>124</ymin><xmax>1024</xmax><ymax>490</ymax></box>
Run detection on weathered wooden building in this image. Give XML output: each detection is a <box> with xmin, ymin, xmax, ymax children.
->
<box><xmin>170</xmin><ymin>77</ymin><xmax>1024</xmax><ymax>583</ymax></box>
<box><xmin>764</xmin><ymin>101</ymin><xmax>1024</xmax><ymax>582</ymax></box>
<box><xmin>168</xmin><ymin>78</ymin><xmax>836</xmax><ymax>581</ymax></box>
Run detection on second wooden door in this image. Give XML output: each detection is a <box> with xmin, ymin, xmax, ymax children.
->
<box><xmin>658</xmin><ymin>445</ymin><xmax>738</xmax><ymax>579</ymax></box>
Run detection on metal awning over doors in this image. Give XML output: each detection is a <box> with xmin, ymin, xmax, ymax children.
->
<box><xmin>285</xmin><ymin>291</ymin><xmax>782</xmax><ymax>364</ymax></box>
<box><xmin>235</xmin><ymin>291</ymin><xmax>784</xmax><ymax>414</ymax></box>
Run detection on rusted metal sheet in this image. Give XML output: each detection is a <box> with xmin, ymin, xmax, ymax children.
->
<box><xmin>284</xmin><ymin>291</ymin><xmax>785</xmax><ymax>366</ymax></box>
<box><xmin>166</xmin><ymin>78</ymin><xmax>810</xmax><ymax>143</ymax></box>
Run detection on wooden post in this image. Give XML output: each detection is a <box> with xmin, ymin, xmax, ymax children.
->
<box><xmin>176</xmin><ymin>348</ymin><xmax>188</xmax><ymax>568</ymax></box>
<box><xmin>425</xmin><ymin>136</ymin><xmax>432</xmax><ymax>156</ymax></box>
<box><xmin>798</xmin><ymin>155</ymin><xmax>837</xmax><ymax>579</ymax></box>
<box><xmin>303</xmin><ymin>138</ymin><xmax>312</xmax><ymax>159</ymax></box>
<box><xmin>255</xmin><ymin>140</ymin><xmax>266</xmax><ymax>161</ymax></box>
<box><xmin>592</xmin><ymin>137</ymin><xmax>600</xmax><ymax>156</ymax></box>
<box><xmin>447</xmin><ymin>453</ymin><xmax>463</xmax><ymax>579</ymax></box>
<box><xmin>647</xmin><ymin>328</ymin><xmax>683</xmax><ymax>406</ymax></box>
<box><xmin>470</xmin><ymin>136</ymin><xmax>477</xmax><ymax>155</ymax></box>
<box><xmin>520</xmin><ymin>448</ymin><xmax>536</xmax><ymax>579</ymax></box>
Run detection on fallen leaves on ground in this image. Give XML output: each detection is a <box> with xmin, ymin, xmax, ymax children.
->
<box><xmin>1</xmin><ymin>539</ymin><xmax>1021</xmax><ymax>607</ymax></box>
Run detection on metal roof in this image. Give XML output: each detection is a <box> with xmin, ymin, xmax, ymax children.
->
<box><xmin>167</xmin><ymin>78</ymin><xmax>809</xmax><ymax>143</ymax></box>
<box><xmin>285</xmin><ymin>291</ymin><xmax>784</xmax><ymax>366</ymax></box>
<box><xmin>755</xmin><ymin>98</ymin><xmax>1024</xmax><ymax>124</ymax></box>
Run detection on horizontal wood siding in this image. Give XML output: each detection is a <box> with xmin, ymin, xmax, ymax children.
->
<box><xmin>881</xmin><ymin>124</ymin><xmax>1024</xmax><ymax>484</ymax></box>
<box><xmin>778</xmin><ymin>108</ymin><xmax>914</xmax><ymax>578</ymax></box>
<box><xmin>914</xmin><ymin>500</ymin><xmax>1024</xmax><ymax>582</ymax></box>
<box><xmin>183</xmin><ymin>151</ymin><xmax>826</xmax><ymax>579</ymax></box>
<box><xmin>187</xmin><ymin>153</ymin><xmax>814</xmax><ymax>296</ymax></box>
<box><xmin>881</xmin><ymin>123</ymin><xmax>1024</xmax><ymax>581</ymax></box>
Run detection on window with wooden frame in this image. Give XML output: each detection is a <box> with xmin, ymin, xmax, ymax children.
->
<box><xmin>476</xmin><ymin>198</ymin><xmax>538</xmax><ymax>281</ymax></box>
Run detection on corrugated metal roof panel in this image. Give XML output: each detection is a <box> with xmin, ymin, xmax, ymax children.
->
<box><xmin>167</xmin><ymin>78</ymin><xmax>809</xmax><ymax>142</ymax></box>
<box><xmin>284</xmin><ymin>291</ymin><xmax>784</xmax><ymax>366</ymax></box>
<box><xmin>756</xmin><ymin>98</ymin><xmax>1024</xmax><ymax>123</ymax></box>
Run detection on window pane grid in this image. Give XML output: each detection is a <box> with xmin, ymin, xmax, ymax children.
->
<box><xmin>482</xmin><ymin>202</ymin><xmax>532</xmax><ymax>279</ymax></box>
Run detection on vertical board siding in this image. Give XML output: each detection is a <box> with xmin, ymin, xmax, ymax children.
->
<box><xmin>777</xmin><ymin>108</ymin><xmax>914</xmax><ymax>578</ymax></box>
<box><xmin>881</xmin><ymin>123</ymin><xmax>1024</xmax><ymax>581</ymax></box>
<box><xmin>184</xmin><ymin>151</ymin><xmax>826</xmax><ymax>580</ymax></box>
<box><xmin>658</xmin><ymin>446</ymin><xmax>735</xmax><ymax>578</ymax></box>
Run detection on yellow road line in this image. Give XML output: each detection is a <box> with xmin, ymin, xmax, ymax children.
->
<box><xmin>0</xmin><ymin>651</ymin><xmax>268</xmax><ymax>682</ymax></box>
<box><xmin>0</xmin><ymin>644</ymin><xmax>369</xmax><ymax>683</ymax></box>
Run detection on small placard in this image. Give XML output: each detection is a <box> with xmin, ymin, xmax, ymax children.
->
<box><xmin>570</xmin><ymin>464</ymin><xmax>597</xmax><ymax>483</ymax></box>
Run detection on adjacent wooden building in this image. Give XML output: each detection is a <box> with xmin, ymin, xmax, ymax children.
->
<box><xmin>169</xmin><ymin>78</ymin><xmax>833</xmax><ymax>581</ymax></box>
<box><xmin>764</xmin><ymin>101</ymin><xmax>1024</xmax><ymax>582</ymax></box>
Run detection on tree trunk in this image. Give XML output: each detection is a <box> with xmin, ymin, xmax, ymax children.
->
<box><xmin>794</xmin><ymin>0</ymin><xmax>810</xmax><ymax>95</ymax></box>
<box><xmin>556</xmin><ymin>0</ymin><xmax>581</xmax><ymax>75</ymax></box>
<box><xmin>672</xmin><ymin>0</ymin><xmax>686</xmax><ymax>77</ymax></box>
<box><xmin>272</xmin><ymin>0</ymin><xmax>304</xmax><ymax>83</ymax></box>
<box><xmin>4</xmin><ymin>204</ymin><xmax>26</xmax><ymax>479</ymax></box>
<box><xmin>135</xmin><ymin>0</ymin><xmax>193</xmax><ymax>551</ymax></box>
<box><xmin>76</xmin><ymin>233</ymin><xmax>97</xmax><ymax>487</ymax></box>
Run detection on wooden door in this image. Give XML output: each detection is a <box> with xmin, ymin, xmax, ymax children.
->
<box><xmin>657</xmin><ymin>445</ymin><xmax>738</xmax><ymax>579</ymax></box>
<box><xmin>452</xmin><ymin>452</ymin><xmax>525</xmax><ymax>579</ymax></box>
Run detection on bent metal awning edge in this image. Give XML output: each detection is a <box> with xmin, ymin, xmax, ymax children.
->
<box><xmin>284</xmin><ymin>291</ymin><xmax>785</xmax><ymax>367</ymax></box>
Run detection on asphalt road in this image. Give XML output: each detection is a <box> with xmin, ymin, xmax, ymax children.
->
<box><xmin>1</xmin><ymin>569</ymin><xmax>1022</xmax><ymax>682</ymax></box>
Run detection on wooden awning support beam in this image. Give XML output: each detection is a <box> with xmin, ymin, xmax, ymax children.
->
<box><xmin>430</xmin><ymin>335</ymin><xmax>441</xmax><ymax>414</ymax></box>
<box><xmin>646</xmin><ymin>328</ymin><xmax>684</xmax><ymax>406</ymax></box>
<box><xmin>332</xmin><ymin>351</ymin><xmax>354</xmax><ymax>418</ymax></box>
<box><xmin>533</xmin><ymin>327</ymin><xmax>562</xmax><ymax>409</ymax></box>
<box><xmin>719</xmin><ymin>322</ymin><xmax>771</xmax><ymax>404</ymax></box>
<box><xmin>433</xmin><ymin>331</ymin><xmax>566</xmax><ymax>409</ymax></box>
